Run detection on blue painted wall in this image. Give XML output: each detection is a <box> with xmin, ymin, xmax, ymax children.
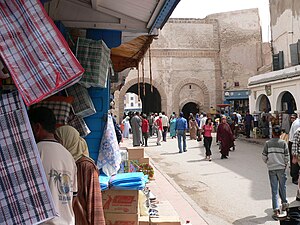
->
<box><xmin>84</xmin><ymin>29</ymin><xmax>122</xmax><ymax>162</ymax></box>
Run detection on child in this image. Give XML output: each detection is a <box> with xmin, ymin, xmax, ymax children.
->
<box><xmin>262</xmin><ymin>125</ymin><xmax>289</xmax><ymax>220</ymax></box>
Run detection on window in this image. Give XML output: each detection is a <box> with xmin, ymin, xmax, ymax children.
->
<box><xmin>130</xmin><ymin>103</ymin><xmax>134</xmax><ymax>107</ymax></box>
<box><xmin>138</xmin><ymin>103</ymin><xmax>141</xmax><ymax>107</ymax></box>
<box><xmin>130</xmin><ymin>97</ymin><xmax>134</xmax><ymax>100</ymax></box>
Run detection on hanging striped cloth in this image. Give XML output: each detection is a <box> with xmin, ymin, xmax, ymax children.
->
<box><xmin>0</xmin><ymin>0</ymin><xmax>84</xmax><ymax>106</ymax></box>
<box><xmin>0</xmin><ymin>91</ymin><xmax>56</xmax><ymax>225</ymax></box>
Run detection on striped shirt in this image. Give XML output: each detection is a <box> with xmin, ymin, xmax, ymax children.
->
<box><xmin>262</xmin><ymin>138</ymin><xmax>289</xmax><ymax>171</ymax></box>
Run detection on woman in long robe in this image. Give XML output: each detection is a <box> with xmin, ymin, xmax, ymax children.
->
<box><xmin>131</xmin><ymin>112</ymin><xmax>142</xmax><ymax>146</ymax></box>
<box><xmin>169</xmin><ymin>115</ymin><xmax>177</xmax><ymax>138</ymax></box>
<box><xmin>122</xmin><ymin>116</ymin><xmax>131</xmax><ymax>138</ymax></box>
<box><xmin>189</xmin><ymin>117</ymin><xmax>198</xmax><ymax>140</ymax></box>
<box><xmin>55</xmin><ymin>125</ymin><xmax>105</xmax><ymax>225</ymax></box>
<box><xmin>217</xmin><ymin>116</ymin><xmax>235</xmax><ymax>159</ymax></box>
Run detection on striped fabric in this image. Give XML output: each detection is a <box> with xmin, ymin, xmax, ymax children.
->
<box><xmin>0</xmin><ymin>91</ymin><xmax>56</xmax><ymax>225</ymax></box>
<box><xmin>76</xmin><ymin>38</ymin><xmax>110</xmax><ymax>88</ymax></box>
<box><xmin>31</xmin><ymin>100</ymin><xmax>72</xmax><ymax>125</ymax></box>
<box><xmin>67</xmin><ymin>113</ymin><xmax>91</xmax><ymax>138</ymax></box>
<box><xmin>66</xmin><ymin>83</ymin><xmax>96</xmax><ymax>118</ymax></box>
<box><xmin>0</xmin><ymin>0</ymin><xmax>84</xmax><ymax>106</ymax></box>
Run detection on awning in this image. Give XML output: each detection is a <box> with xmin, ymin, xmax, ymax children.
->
<box><xmin>111</xmin><ymin>35</ymin><xmax>156</xmax><ymax>72</ymax></box>
<box><xmin>224</xmin><ymin>90</ymin><xmax>250</xmax><ymax>100</ymax></box>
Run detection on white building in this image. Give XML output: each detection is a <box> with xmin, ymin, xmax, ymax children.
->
<box><xmin>124</xmin><ymin>93</ymin><xmax>142</xmax><ymax>112</ymax></box>
<box><xmin>248</xmin><ymin>1</ymin><xmax>300</xmax><ymax>117</ymax></box>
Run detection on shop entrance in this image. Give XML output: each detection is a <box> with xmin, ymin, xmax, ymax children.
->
<box><xmin>127</xmin><ymin>83</ymin><xmax>161</xmax><ymax>113</ymax></box>
<box><xmin>257</xmin><ymin>94</ymin><xmax>271</xmax><ymax>112</ymax></box>
<box><xmin>281</xmin><ymin>91</ymin><xmax>297</xmax><ymax>114</ymax></box>
<box><xmin>182</xmin><ymin>102</ymin><xmax>199</xmax><ymax>119</ymax></box>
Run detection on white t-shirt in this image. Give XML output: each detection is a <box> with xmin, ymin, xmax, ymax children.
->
<box><xmin>37</xmin><ymin>141</ymin><xmax>77</xmax><ymax>225</ymax></box>
<box><xmin>289</xmin><ymin>118</ymin><xmax>300</xmax><ymax>142</ymax></box>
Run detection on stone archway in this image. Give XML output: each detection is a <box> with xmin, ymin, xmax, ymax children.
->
<box><xmin>118</xmin><ymin>77</ymin><xmax>167</xmax><ymax>119</ymax></box>
<box><xmin>256</xmin><ymin>94</ymin><xmax>271</xmax><ymax>112</ymax></box>
<box><xmin>173</xmin><ymin>78</ymin><xmax>210</xmax><ymax>114</ymax></box>
<box><xmin>179</xmin><ymin>99</ymin><xmax>203</xmax><ymax>113</ymax></box>
<box><xmin>180</xmin><ymin>100</ymin><xmax>202</xmax><ymax>120</ymax></box>
<box><xmin>276</xmin><ymin>91</ymin><xmax>297</xmax><ymax>114</ymax></box>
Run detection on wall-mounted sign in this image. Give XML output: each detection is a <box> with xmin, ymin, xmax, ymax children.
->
<box><xmin>265</xmin><ymin>85</ymin><xmax>272</xmax><ymax>96</ymax></box>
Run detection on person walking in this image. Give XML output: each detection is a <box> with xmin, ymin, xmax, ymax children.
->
<box><xmin>202</xmin><ymin>118</ymin><xmax>214</xmax><ymax>161</ymax></box>
<box><xmin>262</xmin><ymin>125</ymin><xmax>289</xmax><ymax>220</ymax></box>
<box><xmin>161</xmin><ymin>112</ymin><xmax>169</xmax><ymax>142</ymax></box>
<box><xmin>292</xmin><ymin>126</ymin><xmax>300</xmax><ymax>200</ymax></box>
<box><xmin>169</xmin><ymin>114</ymin><xmax>177</xmax><ymax>138</ymax></box>
<box><xmin>217</xmin><ymin>116</ymin><xmax>235</xmax><ymax>159</ymax></box>
<box><xmin>131</xmin><ymin>112</ymin><xmax>142</xmax><ymax>147</ymax></box>
<box><xmin>55</xmin><ymin>125</ymin><xmax>106</xmax><ymax>225</ymax></box>
<box><xmin>155</xmin><ymin>113</ymin><xmax>163</xmax><ymax>145</ymax></box>
<box><xmin>189</xmin><ymin>116</ymin><xmax>198</xmax><ymax>140</ymax></box>
<box><xmin>141</xmin><ymin>114</ymin><xmax>150</xmax><ymax>147</ymax></box>
<box><xmin>175</xmin><ymin>112</ymin><xmax>188</xmax><ymax>153</ymax></box>
<box><xmin>148</xmin><ymin>113</ymin><xmax>154</xmax><ymax>137</ymax></box>
<box><xmin>244</xmin><ymin>110</ymin><xmax>254</xmax><ymax>138</ymax></box>
<box><xmin>289</xmin><ymin>114</ymin><xmax>300</xmax><ymax>184</ymax></box>
<box><xmin>122</xmin><ymin>116</ymin><xmax>131</xmax><ymax>139</ymax></box>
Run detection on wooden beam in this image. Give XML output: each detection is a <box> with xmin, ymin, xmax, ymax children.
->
<box><xmin>61</xmin><ymin>21</ymin><xmax>148</xmax><ymax>33</ymax></box>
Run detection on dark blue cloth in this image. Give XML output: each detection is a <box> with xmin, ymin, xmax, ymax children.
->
<box><xmin>175</xmin><ymin>117</ymin><xmax>188</xmax><ymax>130</ymax></box>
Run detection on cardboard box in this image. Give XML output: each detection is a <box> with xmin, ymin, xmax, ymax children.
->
<box><xmin>138</xmin><ymin>157</ymin><xmax>150</xmax><ymax>164</ymax></box>
<box><xmin>150</xmin><ymin>217</ymin><xmax>181</xmax><ymax>225</ymax></box>
<box><xmin>127</xmin><ymin>147</ymin><xmax>145</xmax><ymax>160</ymax></box>
<box><xmin>139</xmin><ymin>216</ymin><xmax>150</xmax><ymax>225</ymax></box>
<box><xmin>104</xmin><ymin>212</ymin><xmax>139</xmax><ymax>225</ymax></box>
<box><xmin>102</xmin><ymin>190</ymin><xmax>139</xmax><ymax>214</ymax></box>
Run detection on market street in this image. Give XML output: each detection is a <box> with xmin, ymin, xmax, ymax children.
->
<box><xmin>122</xmin><ymin>135</ymin><xmax>298</xmax><ymax>225</ymax></box>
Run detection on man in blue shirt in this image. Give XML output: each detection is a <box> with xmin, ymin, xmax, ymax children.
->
<box><xmin>175</xmin><ymin>112</ymin><xmax>188</xmax><ymax>153</ymax></box>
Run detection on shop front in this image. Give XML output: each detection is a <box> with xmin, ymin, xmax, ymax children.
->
<box><xmin>224</xmin><ymin>90</ymin><xmax>250</xmax><ymax>114</ymax></box>
<box><xmin>248</xmin><ymin>65</ymin><xmax>300</xmax><ymax>134</ymax></box>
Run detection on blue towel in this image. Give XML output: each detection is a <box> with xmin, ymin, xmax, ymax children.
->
<box><xmin>99</xmin><ymin>174</ymin><xmax>110</xmax><ymax>191</ymax></box>
<box><xmin>109</xmin><ymin>172</ymin><xmax>148</xmax><ymax>190</ymax></box>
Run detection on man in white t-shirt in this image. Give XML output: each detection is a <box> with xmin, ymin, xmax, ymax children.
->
<box><xmin>29</xmin><ymin>107</ymin><xmax>77</xmax><ymax>225</ymax></box>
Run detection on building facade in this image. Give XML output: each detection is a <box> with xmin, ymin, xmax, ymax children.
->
<box><xmin>249</xmin><ymin>0</ymin><xmax>300</xmax><ymax>116</ymax></box>
<box><xmin>115</xmin><ymin>9</ymin><xmax>263</xmax><ymax>119</ymax></box>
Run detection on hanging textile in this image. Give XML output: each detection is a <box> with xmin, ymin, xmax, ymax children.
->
<box><xmin>66</xmin><ymin>83</ymin><xmax>96</xmax><ymax>118</ymax></box>
<box><xmin>0</xmin><ymin>0</ymin><xmax>84</xmax><ymax>106</ymax></box>
<box><xmin>142</xmin><ymin>58</ymin><xmax>145</xmax><ymax>96</ymax></box>
<box><xmin>97</xmin><ymin>115</ymin><xmax>121</xmax><ymax>176</ymax></box>
<box><xmin>76</xmin><ymin>38</ymin><xmax>110</xmax><ymax>88</ymax></box>
<box><xmin>0</xmin><ymin>91</ymin><xmax>56</xmax><ymax>225</ymax></box>
<box><xmin>148</xmin><ymin>47</ymin><xmax>153</xmax><ymax>92</ymax></box>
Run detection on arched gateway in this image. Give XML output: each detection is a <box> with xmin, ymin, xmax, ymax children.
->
<box><xmin>118</xmin><ymin>77</ymin><xmax>167</xmax><ymax>119</ymax></box>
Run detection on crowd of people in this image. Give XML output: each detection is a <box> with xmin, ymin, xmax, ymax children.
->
<box><xmin>120</xmin><ymin>110</ymin><xmax>240</xmax><ymax>160</ymax></box>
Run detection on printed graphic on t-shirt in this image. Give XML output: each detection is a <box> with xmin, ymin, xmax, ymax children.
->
<box><xmin>49</xmin><ymin>169</ymin><xmax>73</xmax><ymax>203</ymax></box>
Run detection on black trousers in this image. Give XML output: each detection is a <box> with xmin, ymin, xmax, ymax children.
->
<box><xmin>245</xmin><ymin>124</ymin><xmax>251</xmax><ymax>137</ymax></box>
<box><xmin>289</xmin><ymin>141</ymin><xmax>300</xmax><ymax>181</ymax></box>
<box><xmin>162</xmin><ymin>126</ymin><xmax>168</xmax><ymax>141</ymax></box>
<box><xmin>204</xmin><ymin>136</ymin><xmax>212</xmax><ymax>156</ymax></box>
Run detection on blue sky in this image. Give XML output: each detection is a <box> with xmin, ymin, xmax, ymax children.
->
<box><xmin>171</xmin><ymin>0</ymin><xmax>270</xmax><ymax>41</ymax></box>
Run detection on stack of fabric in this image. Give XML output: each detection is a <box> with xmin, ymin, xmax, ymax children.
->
<box><xmin>109</xmin><ymin>172</ymin><xmax>148</xmax><ymax>190</ymax></box>
<box><xmin>99</xmin><ymin>174</ymin><xmax>110</xmax><ymax>191</ymax></box>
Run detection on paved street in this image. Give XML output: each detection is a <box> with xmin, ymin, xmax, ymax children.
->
<box><xmin>122</xmin><ymin>134</ymin><xmax>298</xmax><ymax>225</ymax></box>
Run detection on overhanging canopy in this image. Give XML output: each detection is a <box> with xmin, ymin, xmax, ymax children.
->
<box><xmin>111</xmin><ymin>35</ymin><xmax>156</xmax><ymax>72</ymax></box>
